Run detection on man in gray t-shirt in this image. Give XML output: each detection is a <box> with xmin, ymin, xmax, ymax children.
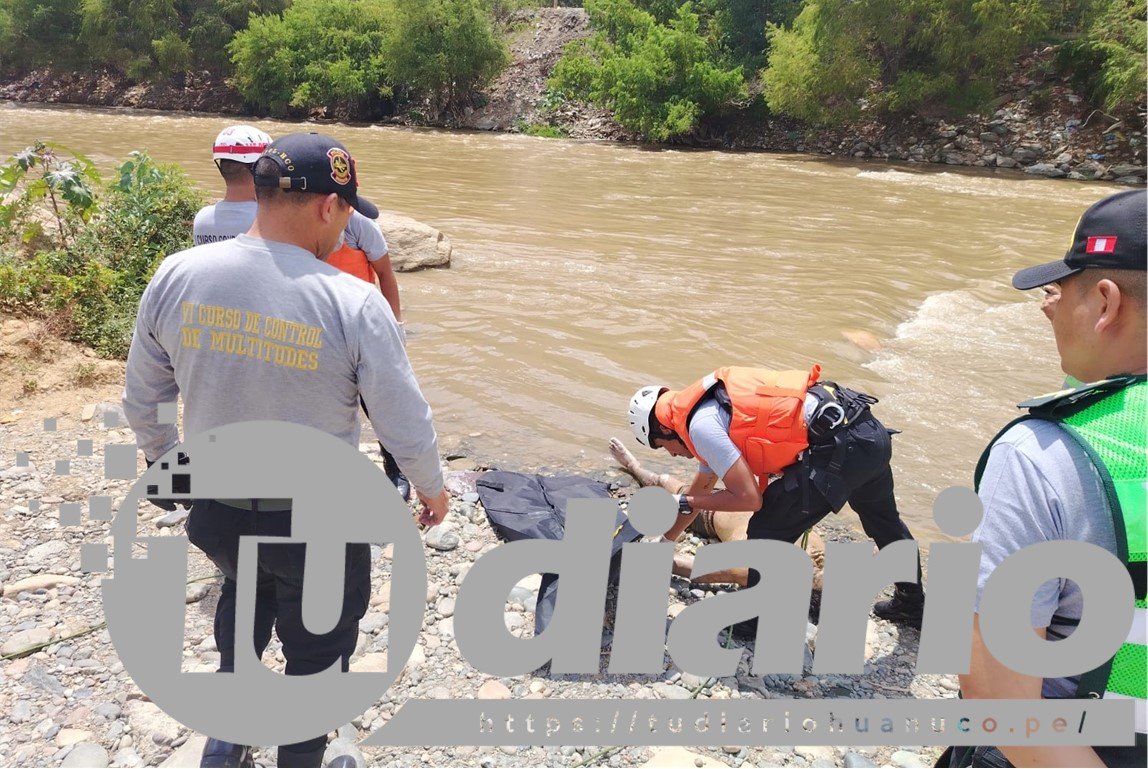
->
<box><xmin>193</xmin><ymin>125</ymin><xmax>272</xmax><ymax>247</ymax></box>
<box><xmin>957</xmin><ymin>189</ymin><xmax>1146</xmax><ymax>768</ymax></box>
<box><xmin>125</xmin><ymin>133</ymin><xmax>448</xmax><ymax>768</ymax></box>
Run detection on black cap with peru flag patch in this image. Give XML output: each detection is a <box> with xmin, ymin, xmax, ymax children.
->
<box><xmin>1012</xmin><ymin>189</ymin><xmax>1146</xmax><ymax>290</ymax></box>
<box><xmin>253</xmin><ymin>132</ymin><xmax>378</xmax><ymax>219</ymax></box>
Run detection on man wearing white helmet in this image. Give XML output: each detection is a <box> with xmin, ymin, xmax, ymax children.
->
<box><xmin>627</xmin><ymin>366</ymin><xmax>924</xmax><ymax>628</ymax></box>
<box><xmin>193</xmin><ymin>125</ymin><xmax>273</xmax><ymax>246</ymax></box>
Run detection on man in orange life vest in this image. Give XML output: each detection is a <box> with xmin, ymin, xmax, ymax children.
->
<box><xmin>628</xmin><ymin>366</ymin><xmax>925</xmax><ymax>627</ymax></box>
<box><xmin>327</xmin><ymin>216</ymin><xmax>412</xmax><ymax>500</ymax></box>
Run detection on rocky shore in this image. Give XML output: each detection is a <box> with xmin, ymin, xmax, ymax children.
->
<box><xmin>0</xmin><ymin>320</ymin><xmax>951</xmax><ymax>769</ymax></box>
<box><xmin>1</xmin><ymin>8</ymin><xmax>1143</xmax><ymax>184</ymax></box>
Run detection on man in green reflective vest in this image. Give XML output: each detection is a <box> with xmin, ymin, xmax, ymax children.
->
<box><xmin>953</xmin><ymin>189</ymin><xmax>1146</xmax><ymax>767</ymax></box>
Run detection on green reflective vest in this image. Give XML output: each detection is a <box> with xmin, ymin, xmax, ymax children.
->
<box><xmin>977</xmin><ymin>375</ymin><xmax>1146</xmax><ymax>744</ymax></box>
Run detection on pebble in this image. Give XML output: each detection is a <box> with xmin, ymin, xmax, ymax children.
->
<box><xmin>55</xmin><ymin>728</ymin><xmax>93</xmax><ymax>747</ymax></box>
<box><xmin>2</xmin><ymin>626</ymin><xmax>51</xmax><ymax>656</ymax></box>
<box><xmin>154</xmin><ymin>508</ymin><xmax>190</xmax><ymax>528</ymax></box>
<box><xmin>650</xmin><ymin>682</ymin><xmax>691</xmax><ymax>700</ymax></box>
<box><xmin>2</xmin><ymin>574</ymin><xmax>79</xmax><ymax>596</ymax></box>
<box><xmin>11</xmin><ymin>699</ymin><xmax>33</xmax><ymax>723</ymax></box>
<box><xmin>425</xmin><ymin>525</ymin><xmax>461</xmax><ymax>551</ymax></box>
<box><xmin>113</xmin><ymin>747</ymin><xmax>143</xmax><ymax>767</ymax></box>
<box><xmin>890</xmin><ymin>750</ymin><xmax>930</xmax><ymax>768</ymax></box>
<box><xmin>477</xmin><ymin>679</ymin><xmax>512</xmax><ymax>699</ymax></box>
<box><xmin>61</xmin><ymin>742</ymin><xmax>109</xmax><ymax>768</ymax></box>
<box><xmin>27</xmin><ymin>540</ymin><xmax>69</xmax><ymax>562</ymax></box>
<box><xmin>360</xmin><ymin>612</ymin><xmax>389</xmax><ymax>634</ymax></box>
<box><xmin>185</xmin><ymin>583</ymin><xmax>210</xmax><ymax>604</ymax></box>
<box><xmin>23</xmin><ymin>661</ymin><xmax>65</xmax><ymax>695</ymax></box>
<box><xmin>843</xmin><ymin>753</ymin><xmax>877</xmax><ymax>768</ymax></box>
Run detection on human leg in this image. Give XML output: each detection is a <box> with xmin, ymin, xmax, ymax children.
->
<box><xmin>837</xmin><ymin>419</ymin><xmax>924</xmax><ymax>625</ymax></box>
<box><xmin>187</xmin><ymin>501</ymin><xmax>279</xmax><ymax>767</ymax></box>
<box><xmin>259</xmin><ymin>522</ymin><xmax>371</xmax><ymax>768</ymax></box>
<box><xmin>186</xmin><ymin>501</ymin><xmax>278</xmax><ymax>673</ymax></box>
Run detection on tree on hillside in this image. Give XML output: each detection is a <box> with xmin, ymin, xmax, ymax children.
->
<box><xmin>762</xmin><ymin>0</ymin><xmax>1062</xmax><ymax>124</ymax></box>
<box><xmin>0</xmin><ymin>0</ymin><xmax>86</xmax><ymax>72</ymax></box>
<box><xmin>382</xmin><ymin>0</ymin><xmax>509</xmax><ymax>114</ymax></box>
<box><xmin>551</xmin><ymin>0</ymin><xmax>747</xmax><ymax>140</ymax></box>
<box><xmin>1059</xmin><ymin>0</ymin><xmax>1147</xmax><ymax>112</ymax></box>
<box><xmin>229</xmin><ymin>0</ymin><xmax>390</xmax><ymax>116</ymax></box>
<box><xmin>80</xmin><ymin>0</ymin><xmax>180</xmax><ymax>78</ymax></box>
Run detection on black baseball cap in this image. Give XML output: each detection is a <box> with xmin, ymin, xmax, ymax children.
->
<box><xmin>1012</xmin><ymin>189</ymin><xmax>1146</xmax><ymax>290</ymax></box>
<box><xmin>254</xmin><ymin>132</ymin><xmax>378</xmax><ymax>219</ymax></box>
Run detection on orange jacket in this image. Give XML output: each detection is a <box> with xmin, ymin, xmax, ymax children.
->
<box><xmin>326</xmin><ymin>245</ymin><xmax>374</xmax><ymax>284</ymax></box>
<box><xmin>654</xmin><ymin>365</ymin><xmax>821</xmax><ymax>487</ymax></box>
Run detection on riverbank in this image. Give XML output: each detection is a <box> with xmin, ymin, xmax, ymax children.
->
<box><xmin>0</xmin><ymin>318</ymin><xmax>949</xmax><ymax>769</ymax></box>
<box><xmin>1</xmin><ymin>7</ymin><xmax>1143</xmax><ymax>184</ymax></box>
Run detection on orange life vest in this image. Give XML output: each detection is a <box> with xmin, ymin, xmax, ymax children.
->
<box><xmin>326</xmin><ymin>245</ymin><xmax>374</xmax><ymax>284</ymax></box>
<box><xmin>654</xmin><ymin>365</ymin><xmax>822</xmax><ymax>488</ymax></box>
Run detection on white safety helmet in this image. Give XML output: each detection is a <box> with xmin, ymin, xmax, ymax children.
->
<box><xmin>629</xmin><ymin>385</ymin><xmax>667</xmax><ymax>447</ymax></box>
<box><xmin>212</xmin><ymin>125</ymin><xmax>273</xmax><ymax>164</ymax></box>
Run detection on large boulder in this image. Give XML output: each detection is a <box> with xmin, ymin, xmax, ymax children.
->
<box><xmin>378</xmin><ymin>211</ymin><xmax>451</xmax><ymax>272</ymax></box>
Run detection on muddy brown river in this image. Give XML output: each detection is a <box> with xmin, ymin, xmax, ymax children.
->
<box><xmin>0</xmin><ymin>103</ymin><xmax>1124</xmax><ymax>541</ymax></box>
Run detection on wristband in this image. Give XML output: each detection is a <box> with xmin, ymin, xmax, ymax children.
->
<box><xmin>673</xmin><ymin>493</ymin><xmax>692</xmax><ymax>515</ymax></box>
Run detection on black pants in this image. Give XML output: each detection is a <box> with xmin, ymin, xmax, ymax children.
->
<box><xmin>186</xmin><ymin>500</ymin><xmax>371</xmax><ymax>763</ymax></box>
<box><xmin>745</xmin><ymin>413</ymin><xmax>921</xmax><ymax>593</ymax></box>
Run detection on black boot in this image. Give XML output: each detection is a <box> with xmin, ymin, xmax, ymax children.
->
<box><xmin>873</xmin><ymin>584</ymin><xmax>924</xmax><ymax>628</ymax></box>
<box><xmin>379</xmin><ymin>444</ymin><xmax>411</xmax><ymax>502</ymax></box>
<box><xmin>200</xmin><ymin>738</ymin><xmax>254</xmax><ymax>768</ymax></box>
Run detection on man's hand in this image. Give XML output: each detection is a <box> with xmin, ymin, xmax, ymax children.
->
<box><xmin>144</xmin><ymin>458</ymin><xmax>181</xmax><ymax>511</ymax></box>
<box><xmin>415</xmin><ymin>488</ymin><xmax>450</xmax><ymax>527</ymax></box>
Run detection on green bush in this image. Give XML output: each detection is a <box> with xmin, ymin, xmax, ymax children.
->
<box><xmin>0</xmin><ymin>0</ymin><xmax>86</xmax><ymax>73</ymax></box>
<box><xmin>551</xmin><ymin>0</ymin><xmax>746</xmax><ymax>140</ymax></box>
<box><xmin>152</xmin><ymin>31</ymin><xmax>193</xmax><ymax>78</ymax></box>
<box><xmin>1058</xmin><ymin>0</ymin><xmax>1147</xmax><ymax>112</ymax></box>
<box><xmin>0</xmin><ymin>146</ymin><xmax>203</xmax><ymax>358</ymax></box>
<box><xmin>230</xmin><ymin>0</ymin><xmax>506</xmax><ymax>117</ymax></box>
<box><xmin>229</xmin><ymin>0</ymin><xmax>391</xmax><ymax>117</ymax></box>
<box><xmin>382</xmin><ymin>0</ymin><xmax>509</xmax><ymax>112</ymax></box>
<box><xmin>762</xmin><ymin>0</ymin><xmax>1060</xmax><ymax>123</ymax></box>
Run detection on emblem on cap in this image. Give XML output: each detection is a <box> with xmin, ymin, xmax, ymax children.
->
<box><xmin>327</xmin><ymin>148</ymin><xmax>352</xmax><ymax>186</ymax></box>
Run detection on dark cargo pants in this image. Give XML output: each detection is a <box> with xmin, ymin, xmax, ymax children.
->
<box><xmin>186</xmin><ymin>500</ymin><xmax>371</xmax><ymax>765</ymax></box>
<box><xmin>745</xmin><ymin>413</ymin><xmax>922</xmax><ymax>593</ymax></box>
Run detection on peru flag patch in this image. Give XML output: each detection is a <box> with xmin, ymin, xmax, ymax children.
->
<box><xmin>1086</xmin><ymin>236</ymin><xmax>1117</xmax><ymax>254</ymax></box>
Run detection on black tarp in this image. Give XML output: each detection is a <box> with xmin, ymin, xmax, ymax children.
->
<box><xmin>475</xmin><ymin>471</ymin><xmax>640</xmax><ymax>635</ymax></box>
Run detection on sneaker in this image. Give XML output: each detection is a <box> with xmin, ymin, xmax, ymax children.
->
<box><xmin>873</xmin><ymin>586</ymin><xmax>924</xmax><ymax>628</ymax></box>
<box><xmin>379</xmin><ymin>444</ymin><xmax>411</xmax><ymax>502</ymax></box>
<box><xmin>200</xmin><ymin>738</ymin><xmax>254</xmax><ymax>768</ymax></box>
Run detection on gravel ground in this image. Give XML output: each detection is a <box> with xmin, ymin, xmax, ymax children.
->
<box><xmin>1</xmin><ymin>400</ymin><xmax>951</xmax><ymax>769</ymax></box>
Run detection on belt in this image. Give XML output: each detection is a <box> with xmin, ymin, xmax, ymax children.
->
<box><xmin>215</xmin><ymin>499</ymin><xmax>293</xmax><ymax>512</ymax></box>
<box><xmin>806</xmin><ymin>383</ymin><xmax>877</xmax><ymax>445</ymax></box>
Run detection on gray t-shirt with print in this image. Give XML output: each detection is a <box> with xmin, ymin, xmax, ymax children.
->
<box><xmin>972</xmin><ymin>418</ymin><xmax>1118</xmax><ymax>699</ymax></box>
<box><xmin>122</xmin><ymin>234</ymin><xmax>443</xmax><ymax>495</ymax></box>
<box><xmin>192</xmin><ymin>201</ymin><xmax>257</xmax><ymax>245</ymax></box>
